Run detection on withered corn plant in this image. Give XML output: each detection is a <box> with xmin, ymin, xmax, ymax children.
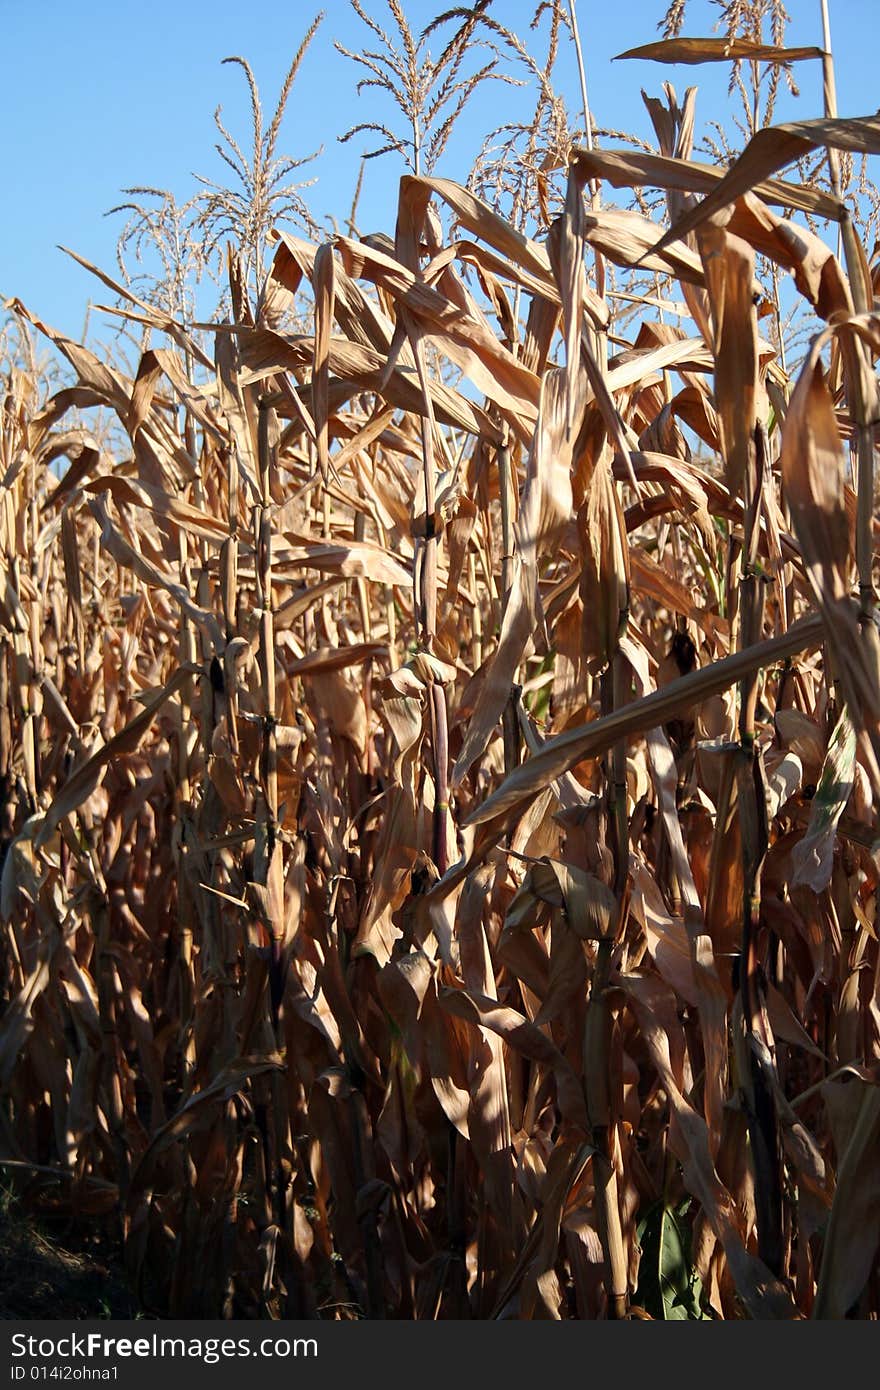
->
<box><xmin>3</xmin><ymin>0</ymin><xmax>880</xmax><ymax>1320</ymax></box>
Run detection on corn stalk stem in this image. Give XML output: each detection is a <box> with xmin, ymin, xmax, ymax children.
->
<box><xmin>820</xmin><ymin>0</ymin><xmax>842</xmax><ymax>203</ymax></box>
<box><xmin>568</xmin><ymin>1</ymin><xmax>607</xmax><ymax>318</ymax></box>
<box><xmin>838</xmin><ymin>208</ymin><xmax>877</xmax><ymax>616</ymax></box>
<box><xmin>174</xmin><ymin>477</ymin><xmax>196</xmax><ymax>1084</ymax></box>
<box><xmin>821</xmin><ymin>4</ymin><xmax>876</xmax><ymax>616</ymax></box>
<box><xmin>413</xmin><ymin>337</ymin><xmax>450</xmax><ymax>876</ymax></box>
<box><xmin>738</xmin><ymin>426</ymin><xmax>783</xmax><ymax>1277</ymax></box>
<box><xmin>586</xmin><ymin>933</ymin><xmax>628</xmax><ymax>1319</ymax></box>
<box><xmin>568</xmin><ymin>0</ymin><xmax>593</xmax><ymax>156</ymax></box>
<box><xmin>256</xmin><ymin>396</ymin><xmax>285</xmax><ymax>1043</ymax></box>
<box><xmin>94</xmin><ymin>892</ymin><xmax>130</xmax><ymax>1202</ymax></box>
<box><xmin>584</xmin><ymin>659</ymin><xmax>630</xmax><ymax>1318</ymax></box>
<box><xmin>256</xmin><ymin>395</ymin><xmax>280</xmax><ymax>883</ymax></box>
<box><xmin>498</xmin><ymin>441</ymin><xmax>519</xmax><ymax>778</ymax></box>
<box><xmin>253</xmin><ymin>394</ymin><xmax>287</xmax><ymax>1288</ymax></box>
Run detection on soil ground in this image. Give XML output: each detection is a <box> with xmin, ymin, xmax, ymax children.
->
<box><xmin>0</xmin><ymin>1193</ymin><xmax>139</xmax><ymax>1320</ymax></box>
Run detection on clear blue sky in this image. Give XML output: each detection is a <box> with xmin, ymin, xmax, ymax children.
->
<box><xmin>3</xmin><ymin>0</ymin><xmax>878</xmax><ymax>346</ymax></box>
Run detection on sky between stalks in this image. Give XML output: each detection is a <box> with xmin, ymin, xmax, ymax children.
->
<box><xmin>3</xmin><ymin>0</ymin><xmax>879</xmax><ymax>349</ymax></box>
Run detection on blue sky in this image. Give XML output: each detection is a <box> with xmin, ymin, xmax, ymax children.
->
<box><xmin>3</xmin><ymin>0</ymin><xmax>878</xmax><ymax>346</ymax></box>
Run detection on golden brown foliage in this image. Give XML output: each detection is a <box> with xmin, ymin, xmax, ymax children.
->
<box><xmin>2</xmin><ymin>3</ymin><xmax>880</xmax><ymax>1321</ymax></box>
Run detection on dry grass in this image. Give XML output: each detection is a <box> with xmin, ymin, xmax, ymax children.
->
<box><xmin>0</xmin><ymin>1185</ymin><xmax>136</xmax><ymax>1321</ymax></box>
<box><xmin>2</xmin><ymin>0</ymin><xmax>880</xmax><ymax>1320</ymax></box>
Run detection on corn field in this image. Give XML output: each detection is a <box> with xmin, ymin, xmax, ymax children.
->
<box><xmin>3</xmin><ymin>0</ymin><xmax>880</xmax><ymax>1320</ymax></box>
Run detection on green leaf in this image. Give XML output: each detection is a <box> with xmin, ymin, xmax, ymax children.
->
<box><xmin>635</xmin><ymin>1199</ymin><xmax>709</xmax><ymax>1320</ymax></box>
